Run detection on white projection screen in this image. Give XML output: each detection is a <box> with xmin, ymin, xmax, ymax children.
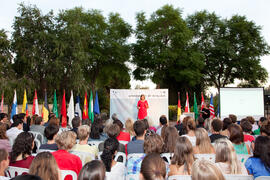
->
<box><xmin>220</xmin><ymin>88</ymin><xmax>264</xmax><ymax>120</ymax></box>
<box><xmin>110</xmin><ymin>89</ymin><xmax>168</xmax><ymax>126</ymax></box>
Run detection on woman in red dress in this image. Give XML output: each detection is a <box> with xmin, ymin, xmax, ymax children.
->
<box><xmin>137</xmin><ymin>94</ymin><xmax>149</xmax><ymax>120</ymax></box>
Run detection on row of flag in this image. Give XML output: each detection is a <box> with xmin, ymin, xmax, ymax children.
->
<box><xmin>0</xmin><ymin>90</ymin><xmax>100</xmax><ymax>127</ymax></box>
<box><xmin>177</xmin><ymin>92</ymin><xmax>217</xmax><ymax>121</ymax></box>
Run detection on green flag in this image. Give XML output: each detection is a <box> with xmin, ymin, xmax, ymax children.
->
<box><xmin>194</xmin><ymin>92</ymin><xmax>199</xmax><ymax>120</ymax></box>
<box><xmin>53</xmin><ymin>90</ymin><xmax>59</xmax><ymax>118</ymax></box>
<box><xmin>89</xmin><ymin>90</ymin><xmax>94</xmax><ymax>123</ymax></box>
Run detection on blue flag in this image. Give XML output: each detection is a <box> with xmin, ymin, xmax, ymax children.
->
<box><xmin>94</xmin><ymin>91</ymin><xmax>100</xmax><ymax>114</ymax></box>
<box><xmin>11</xmin><ymin>90</ymin><xmax>18</xmax><ymax>122</ymax></box>
<box><xmin>75</xmin><ymin>95</ymin><xmax>82</xmax><ymax>119</ymax></box>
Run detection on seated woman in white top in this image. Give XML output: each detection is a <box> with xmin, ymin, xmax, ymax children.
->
<box><xmin>181</xmin><ymin>117</ymin><xmax>196</xmax><ymax>146</ymax></box>
<box><xmin>214</xmin><ymin>138</ymin><xmax>248</xmax><ymax>174</ymax></box>
<box><xmin>101</xmin><ymin>137</ymin><xmax>125</xmax><ymax>180</ymax></box>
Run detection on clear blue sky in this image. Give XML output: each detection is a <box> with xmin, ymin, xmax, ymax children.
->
<box><xmin>1</xmin><ymin>0</ymin><xmax>270</xmax><ymax>90</ymax></box>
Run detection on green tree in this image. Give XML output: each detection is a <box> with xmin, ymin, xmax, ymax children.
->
<box><xmin>186</xmin><ymin>11</ymin><xmax>270</xmax><ymax>90</ymax></box>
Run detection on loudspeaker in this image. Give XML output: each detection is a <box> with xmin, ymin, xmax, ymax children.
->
<box><xmin>264</xmin><ymin>95</ymin><xmax>270</xmax><ymax>105</ymax></box>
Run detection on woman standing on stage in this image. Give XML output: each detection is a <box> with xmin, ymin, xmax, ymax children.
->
<box><xmin>137</xmin><ymin>94</ymin><xmax>149</xmax><ymax>120</ymax></box>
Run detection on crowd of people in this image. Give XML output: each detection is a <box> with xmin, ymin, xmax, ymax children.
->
<box><xmin>0</xmin><ymin>112</ymin><xmax>270</xmax><ymax>180</ymax></box>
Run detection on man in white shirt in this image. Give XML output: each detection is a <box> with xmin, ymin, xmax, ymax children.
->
<box><xmin>6</xmin><ymin>118</ymin><xmax>23</xmax><ymax>145</ymax></box>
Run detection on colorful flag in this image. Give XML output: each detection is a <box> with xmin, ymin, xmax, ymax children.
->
<box><xmin>52</xmin><ymin>90</ymin><xmax>58</xmax><ymax>118</ymax></box>
<box><xmin>184</xmin><ymin>92</ymin><xmax>190</xmax><ymax>113</ymax></box>
<box><xmin>194</xmin><ymin>93</ymin><xmax>199</xmax><ymax>120</ymax></box>
<box><xmin>177</xmin><ymin>92</ymin><xmax>181</xmax><ymax>122</ymax></box>
<box><xmin>42</xmin><ymin>90</ymin><xmax>49</xmax><ymax>122</ymax></box>
<box><xmin>67</xmin><ymin>91</ymin><xmax>75</xmax><ymax>127</ymax></box>
<box><xmin>61</xmin><ymin>91</ymin><xmax>67</xmax><ymax>127</ymax></box>
<box><xmin>201</xmin><ymin>92</ymin><xmax>205</xmax><ymax>111</ymax></box>
<box><xmin>0</xmin><ymin>93</ymin><xmax>4</xmax><ymax>113</ymax></box>
<box><xmin>22</xmin><ymin>90</ymin><xmax>28</xmax><ymax>117</ymax></box>
<box><xmin>94</xmin><ymin>91</ymin><xmax>100</xmax><ymax>114</ymax></box>
<box><xmin>32</xmin><ymin>90</ymin><xmax>39</xmax><ymax>116</ymax></box>
<box><xmin>89</xmin><ymin>90</ymin><xmax>94</xmax><ymax>123</ymax></box>
<box><xmin>210</xmin><ymin>94</ymin><xmax>215</xmax><ymax>119</ymax></box>
<box><xmin>75</xmin><ymin>95</ymin><xmax>82</xmax><ymax>119</ymax></box>
<box><xmin>82</xmin><ymin>92</ymin><xmax>89</xmax><ymax>120</ymax></box>
<box><xmin>11</xmin><ymin>90</ymin><xmax>17</xmax><ymax>122</ymax></box>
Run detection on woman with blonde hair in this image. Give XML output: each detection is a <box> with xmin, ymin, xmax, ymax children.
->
<box><xmin>181</xmin><ymin>117</ymin><xmax>196</xmax><ymax>146</ymax></box>
<box><xmin>125</xmin><ymin>118</ymin><xmax>135</xmax><ymax>137</ymax></box>
<box><xmin>169</xmin><ymin>136</ymin><xmax>195</xmax><ymax>176</ymax></box>
<box><xmin>29</xmin><ymin>152</ymin><xmax>61</xmax><ymax>180</ymax></box>
<box><xmin>163</xmin><ymin>126</ymin><xmax>179</xmax><ymax>153</ymax></box>
<box><xmin>191</xmin><ymin>159</ymin><xmax>225</xmax><ymax>180</ymax></box>
<box><xmin>214</xmin><ymin>138</ymin><xmax>247</xmax><ymax>174</ymax></box>
<box><xmin>193</xmin><ymin>128</ymin><xmax>215</xmax><ymax>154</ymax></box>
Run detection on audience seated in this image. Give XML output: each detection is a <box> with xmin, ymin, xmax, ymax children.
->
<box><xmin>101</xmin><ymin>138</ymin><xmax>125</xmax><ymax>180</ymax></box>
<box><xmin>246</xmin><ymin>116</ymin><xmax>258</xmax><ymax>132</ymax></box>
<box><xmin>214</xmin><ymin>138</ymin><xmax>247</xmax><ymax>174</ymax></box>
<box><xmin>0</xmin><ymin>122</ymin><xmax>12</xmax><ymax>152</ymax></box>
<box><xmin>9</xmin><ymin>132</ymin><xmax>35</xmax><ymax>168</ymax></box>
<box><xmin>125</xmin><ymin>118</ymin><xmax>135</xmax><ymax>137</ymax></box>
<box><xmin>145</xmin><ymin>118</ymin><xmax>157</xmax><ymax>133</ymax></box>
<box><xmin>39</xmin><ymin>124</ymin><xmax>59</xmax><ymax>151</ymax></box>
<box><xmin>196</xmin><ymin>117</ymin><xmax>205</xmax><ymax>128</ymax></box>
<box><xmin>193</xmin><ymin>128</ymin><xmax>215</xmax><ymax>154</ymax></box>
<box><xmin>163</xmin><ymin>126</ymin><xmax>178</xmax><ymax>153</ymax></box>
<box><xmin>72</xmin><ymin>125</ymin><xmax>98</xmax><ymax>163</ymax></box>
<box><xmin>221</xmin><ymin>117</ymin><xmax>232</xmax><ymax>137</ymax></box>
<box><xmin>113</xmin><ymin>119</ymin><xmax>130</xmax><ymax>142</ymax></box>
<box><xmin>127</xmin><ymin>120</ymin><xmax>146</xmax><ymax>154</ymax></box>
<box><xmin>140</xmin><ymin>153</ymin><xmax>166</xmax><ymax>180</ymax></box>
<box><xmin>0</xmin><ymin>149</ymin><xmax>9</xmax><ymax>180</ymax></box>
<box><xmin>229</xmin><ymin>114</ymin><xmax>237</xmax><ymax>124</ymax></box>
<box><xmin>78</xmin><ymin>160</ymin><xmax>106</xmax><ymax>180</ymax></box>
<box><xmin>181</xmin><ymin>117</ymin><xmax>196</xmax><ymax>146</ymax></box>
<box><xmin>156</xmin><ymin>115</ymin><xmax>167</xmax><ymax>136</ymax></box>
<box><xmin>240</xmin><ymin>119</ymin><xmax>255</xmax><ymax>143</ymax></box>
<box><xmin>70</xmin><ymin>117</ymin><xmax>81</xmax><ymax>137</ymax></box>
<box><xmin>245</xmin><ymin>136</ymin><xmax>270</xmax><ymax>178</ymax></box>
<box><xmin>260</xmin><ymin>120</ymin><xmax>270</xmax><ymax>137</ymax></box>
<box><xmin>228</xmin><ymin>124</ymin><xmax>250</xmax><ymax>154</ymax></box>
<box><xmin>30</xmin><ymin>117</ymin><xmax>45</xmax><ymax>136</ymax></box>
<box><xmin>210</xmin><ymin>119</ymin><xmax>227</xmax><ymax>143</ymax></box>
<box><xmin>52</xmin><ymin>131</ymin><xmax>82</xmax><ymax>177</ymax></box>
<box><xmin>29</xmin><ymin>152</ymin><xmax>61</xmax><ymax>180</ymax></box>
<box><xmin>254</xmin><ymin>117</ymin><xmax>267</xmax><ymax>135</ymax></box>
<box><xmin>169</xmin><ymin>136</ymin><xmax>194</xmax><ymax>176</ymax></box>
<box><xmin>6</xmin><ymin>118</ymin><xmax>24</xmax><ymax>145</ymax></box>
<box><xmin>191</xmin><ymin>159</ymin><xmax>225</xmax><ymax>180</ymax></box>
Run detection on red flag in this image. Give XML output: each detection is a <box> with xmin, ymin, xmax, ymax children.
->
<box><xmin>32</xmin><ymin>90</ymin><xmax>39</xmax><ymax>115</ymax></box>
<box><xmin>61</xmin><ymin>91</ymin><xmax>67</xmax><ymax>127</ymax></box>
<box><xmin>201</xmin><ymin>92</ymin><xmax>205</xmax><ymax>111</ymax></box>
<box><xmin>82</xmin><ymin>92</ymin><xmax>89</xmax><ymax>120</ymax></box>
<box><xmin>0</xmin><ymin>93</ymin><xmax>3</xmax><ymax>113</ymax></box>
<box><xmin>185</xmin><ymin>92</ymin><xmax>190</xmax><ymax>113</ymax></box>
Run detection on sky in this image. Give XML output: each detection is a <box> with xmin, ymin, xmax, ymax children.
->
<box><xmin>1</xmin><ymin>0</ymin><xmax>270</xmax><ymax>92</ymax></box>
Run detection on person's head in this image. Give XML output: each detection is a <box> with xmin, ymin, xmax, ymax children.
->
<box><xmin>29</xmin><ymin>152</ymin><xmax>60</xmax><ymax>180</ymax></box>
<box><xmin>195</xmin><ymin>128</ymin><xmax>213</xmax><ymax>153</ymax></box>
<box><xmin>11</xmin><ymin>175</ymin><xmax>43</xmax><ymax>180</ymax></box>
<box><xmin>214</xmin><ymin>138</ymin><xmax>241</xmax><ymax>174</ymax></box>
<box><xmin>12</xmin><ymin>118</ymin><xmax>24</xmax><ymax>129</ymax></box>
<box><xmin>44</xmin><ymin>124</ymin><xmax>59</xmax><ymax>141</ymax></box>
<box><xmin>191</xmin><ymin>160</ymin><xmax>225</xmax><ymax>180</ymax></box>
<box><xmin>106</xmin><ymin>124</ymin><xmax>120</xmax><ymax>138</ymax></box>
<box><xmin>18</xmin><ymin>113</ymin><xmax>27</xmax><ymax>122</ymax></box>
<box><xmin>140</xmin><ymin>153</ymin><xmax>166</xmax><ymax>180</ymax></box>
<box><xmin>125</xmin><ymin>118</ymin><xmax>134</xmax><ymax>135</ymax></box>
<box><xmin>253</xmin><ymin>136</ymin><xmax>270</xmax><ymax>171</ymax></box>
<box><xmin>204</xmin><ymin>118</ymin><xmax>212</xmax><ymax>133</ymax></box>
<box><xmin>228</xmin><ymin>124</ymin><xmax>244</xmax><ymax>144</ymax></box>
<box><xmin>261</xmin><ymin>120</ymin><xmax>270</xmax><ymax>137</ymax></box>
<box><xmin>72</xmin><ymin>117</ymin><xmax>81</xmax><ymax>128</ymax></box>
<box><xmin>34</xmin><ymin>117</ymin><xmax>43</xmax><ymax>125</ymax></box>
<box><xmin>49</xmin><ymin>117</ymin><xmax>60</xmax><ymax>127</ymax></box>
<box><xmin>240</xmin><ymin>120</ymin><xmax>252</xmax><ymax>134</ymax></box>
<box><xmin>78</xmin><ymin>125</ymin><xmax>90</xmax><ymax>141</ymax></box>
<box><xmin>90</xmin><ymin>120</ymin><xmax>102</xmax><ymax>139</ymax></box>
<box><xmin>82</xmin><ymin>119</ymin><xmax>91</xmax><ymax>127</ymax></box>
<box><xmin>113</xmin><ymin>119</ymin><xmax>124</xmax><ymax>131</ymax></box>
<box><xmin>211</xmin><ymin>119</ymin><xmax>223</xmax><ymax>133</ymax></box>
<box><xmin>0</xmin><ymin>149</ymin><xmax>9</xmax><ymax>173</ymax></box>
<box><xmin>142</xmin><ymin>119</ymin><xmax>150</xmax><ymax>130</ymax></box>
<box><xmin>163</xmin><ymin>126</ymin><xmax>178</xmax><ymax>153</ymax></box>
<box><xmin>111</xmin><ymin>113</ymin><xmax>118</xmax><ymax>121</ymax></box>
<box><xmin>229</xmin><ymin>114</ymin><xmax>237</xmax><ymax>123</ymax></box>
<box><xmin>222</xmin><ymin>118</ymin><xmax>232</xmax><ymax>131</ymax></box>
<box><xmin>159</xmin><ymin>115</ymin><xmax>167</xmax><ymax>126</ymax></box>
<box><xmin>246</xmin><ymin>116</ymin><xmax>255</xmax><ymax>125</ymax></box>
<box><xmin>55</xmin><ymin>131</ymin><xmax>76</xmax><ymax>150</ymax></box>
<box><xmin>0</xmin><ymin>122</ymin><xmax>8</xmax><ymax>139</ymax></box>
<box><xmin>11</xmin><ymin>132</ymin><xmax>34</xmax><ymax>162</ymax></box>
<box><xmin>103</xmin><ymin>119</ymin><xmax>113</xmax><ymax>135</ymax></box>
<box><xmin>183</xmin><ymin>116</ymin><xmax>196</xmax><ymax>132</ymax></box>
<box><xmin>144</xmin><ymin>133</ymin><xmax>164</xmax><ymax>154</ymax></box>
<box><xmin>259</xmin><ymin>117</ymin><xmax>267</xmax><ymax>127</ymax></box>
<box><xmin>101</xmin><ymin>137</ymin><xmax>119</xmax><ymax>172</ymax></box>
<box><xmin>171</xmin><ymin>136</ymin><xmax>194</xmax><ymax>174</ymax></box>
<box><xmin>197</xmin><ymin>117</ymin><xmax>204</xmax><ymax>126</ymax></box>
<box><xmin>133</xmin><ymin>120</ymin><xmax>146</xmax><ymax>137</ymax></box>
<box><xmin>0</xmin><ymin>113</ymin><xmax>8</xmax><ymax>122</ymax></box>
<box><xmin>78</xmin><ymin>160</ymin><xmax>106</xmax><ymax>180</ymax></box>
<box><xmin>140</xmin><ymin>94</ymin><xmax>145</xmax><ymax>101</ymax></box>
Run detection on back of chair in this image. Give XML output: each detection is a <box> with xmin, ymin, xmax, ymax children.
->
<box><xmin>125</xmin><ymin>174</ymin><xmax>139</xmax><ymax>180</ymax></box>
<box><xmin>61</xmin><ymin>170</ymin><xmax>77</xmax><ymax>180</ymax></box>
<box><xmin>237</xmin><ymin>154</ymin><xmax>251</xmax><ymax>165</ymax></box>
<box><xmin>127</xmin><ymin>153</ymin><xmax>145</xmax><ymax>160</ymax></box>
<box><xmin>255</xmin><ymin>176</ymin><xmax>270</xmax><ymax>180</ymax></box>
<box><xmin>160</xmin><ymin>153</ymin><xmax>174</xmax><ymax>164</ymax></box>
<box><xmin>29</xmin><ymin>131</ymin><xmax>44</xmax><ymax>144</ymax></box>
<box><xmin>88</xmin><ymin>141</ymin><xmax>103</xmax><ymax>147</ymax></box>
<box><xmin>5</xmin><ymin>166</ymin><xmax>29</xmax><ymax>178</ymax></box>
<box><xmin>70</xmin><ymin>151</ymin><xmax>95</xmax><ymax>166</ymax></box>
<box><xmin>37</xmin><ymin>149</ymin><xmax>56</xmax><ymax>153</ymax></box>
<box><xmin>168</xmin><ymin>175</ymin><xmax>192</xmax><ymax>180</ymax></box>
<box><xmin>194</xmin><ymin>154</ymin><xmax>216</xmax><ymax>163</ymax></box>
<box><xmin>224</xmin><ymin>174</ymin><xmax>254</xmax><ymax>180</ymax></box>
<box><xmin>98</xmin><ymin>152</ymin><xmax>127</xmax><ymax>164</ymax></box>
<box><xmin>119</xmin><ymin>140</ymin><xmax>129</xmax><ymax>145</ymax></box>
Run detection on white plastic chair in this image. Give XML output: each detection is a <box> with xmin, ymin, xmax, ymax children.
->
<box><xmin>224</xmin><ymin>174</ymin><xmax>254</xmax><ymax>180</ymax></box>
<box><xmin>127</xmin><ymin>153</ymin><xmax>145</xmax><ymax>160</ymax></box>
<box><xmin>255</xmin><ymin>176</ymin><xmax>270</xmax><ymax>180</ymax></box>
<box><xmin>88</xmin><ymin>141</ymin><xmax>103</xmax><ymax>147</ymax></box>
<box><xmin>70</xmin><ymin>151</ymin><xmax>95</xmax><ymax>166</ymax></box>
<box><xmin>237</xmin><ymin>154</ymin><xmax>251</xmax><ymax>165</ymax></box>
<box><xmin>168</xmin><ymin>175</ymin><xmax>192</xmax><ymax>180</ymax></box>
<box><xmin>29</xmin><ymin>131</ymin><xmax>45</xmax><ymax>144</ymax></box>
<box><xmin>98</xmin><ymin>152</ymin><xmax>127</xmax><ymax>164</ymax></box>
<box><xmin>37</xmin><ymin>149</ymin><xmax>56</xmax><ymax>153</ymax></box>
<box><xmin>5</xmin><ymin>166</ymin><xmax>29</xmax><ymax>178</ymax></box>
<box><xmin>194</xmin><ymin>154</ymin><xmax>216</xmax><ymax>163</ymax></box>
<box><xmin>61</xmin><ymin>170</ymin><xmax>77</xmax><ymax>180</ymax></box>
<box><xmin>160</xmin><ymin>153</ymin><xmax>174</xmax><ymax>164</ymax></box>
<box><xmin>125</xmin><ymin>174</ymin><xmax>139</xmax><ymax>180</ymax></box>
<box><xmin>34</xmin><ymin>139</ymin><xmax>41</xmax><ymax>150</ymax></box>
<box><xmin>119</xmin><ymin>140</ymin><xmax>129</xmax><ymax>145</ymax></box>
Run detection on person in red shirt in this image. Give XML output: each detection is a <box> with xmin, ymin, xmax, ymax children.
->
<box><xmin>240</xmin><ymin>120</ymin><xmax>255</xmax><ymax>143</ymax></box>
<box><xmin>113</xmin><ymin>119</ymin><xmax>130</xmax><ymax>142</ymax></box>
<box><xmin>137</xmin><ymin>94</ymin><xmax>149</xmax><ymax>120</ymax></box>
<box><xmin>9</xmin><ymin>132</ymin><xmax>35</xmax><ymax>168</ymax></box>
<box><xmin>52</xmin><ymin>131</ymin><xmax>82</xmax><ymax>180</ymax></box>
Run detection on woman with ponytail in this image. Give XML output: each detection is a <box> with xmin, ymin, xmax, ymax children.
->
<box><xmin>101</xmin><ymin>137</ymin><xmax>125</xmax><ymax>180</ymax></box>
